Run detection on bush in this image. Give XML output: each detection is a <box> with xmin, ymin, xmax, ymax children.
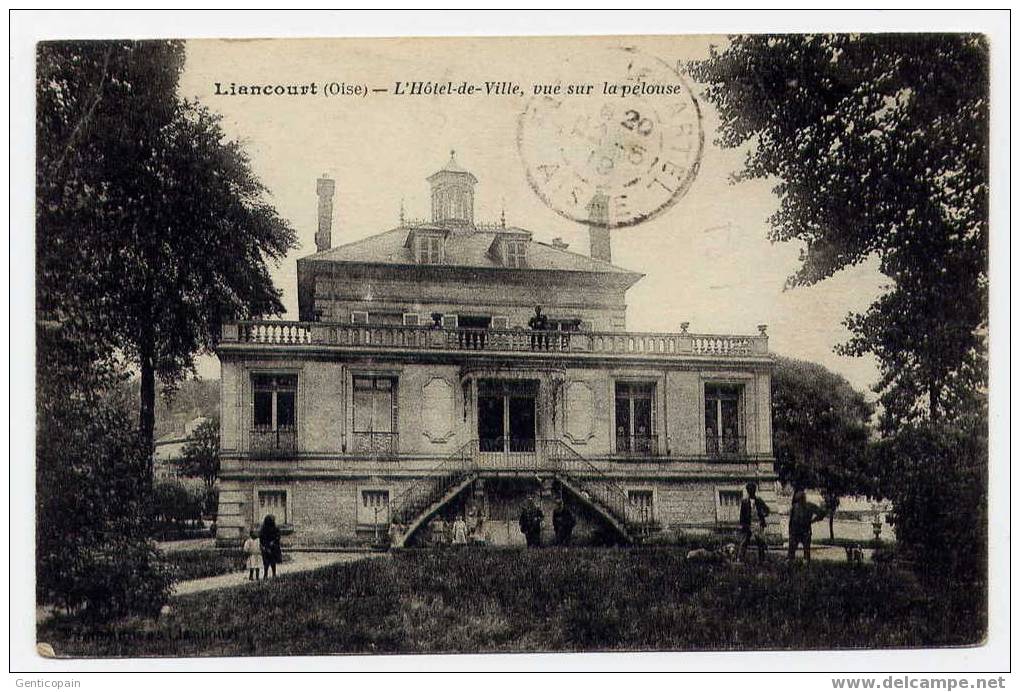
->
<box><xmin>152</xmin><ymin>479</ymin><xmax>205</xmax><ymax>528</ymax></box>
<box><xmin>874</xmin><ymin>422</ymin><xmax>987</xmax><ymax>583</ymax></box>
<box><xmin>37</xmin><ymin>325</ymin><xmax>174</xmax><ymax>620</ymax></box>
<box><xmin>203</xmin><ymin>486</ymin><xmax>219</xmax><ymax>519</ymax></box>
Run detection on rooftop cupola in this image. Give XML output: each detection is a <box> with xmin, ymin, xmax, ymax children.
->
<box><xmin>427</xmin><ymin>150</ymin><xmax>477</xmax><ymax>227</ymax></box>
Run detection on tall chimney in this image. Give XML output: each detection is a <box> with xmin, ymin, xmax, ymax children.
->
<box><xmin>587</xmin><ymin>191</ymin><xmax>611</xmax><ymax>263</ymax></box>
<box><xmin>315</xmin><ymin>174</ymin><xmax>335</xmax><ymax>252</ymax></box>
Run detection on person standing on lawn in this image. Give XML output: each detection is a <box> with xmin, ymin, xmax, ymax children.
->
<box><xmin>452</xmin><ymin>514</ymin><xmax>469</xmax><ymax>546</ymax></box>
<box><xmin>519</xmin><ymin>497</ymin><xmax>544</xmax><ymax>547</ymax></box>
<box><xmin>259</xmin><ymin>514</ymin><xmax>283</xmax><ymax>578</ymax></box>
<box><xmin>787</xmin><ymin>489</ymin><xmax>827</xmax><ymax>562</ymax></box>
<box><xmin>738</xmin><ymin>482</ymin><xmax>770</xmax><ymax>563</ymax></box>
<box><xmin>552</xmin><ymin>499</ymin><xmax>576</xmax><ymax>545</ymax></box>
<box><xmin>243</xmin><ymin>530</ymin><xmax>261</xmax><ymax>581</ymax></box>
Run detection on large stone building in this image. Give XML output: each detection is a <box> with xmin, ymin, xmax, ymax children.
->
<box><xmin>215</xmin><ymin>153</ymin><xmax>777</xmax><ymax>548</ymax></box>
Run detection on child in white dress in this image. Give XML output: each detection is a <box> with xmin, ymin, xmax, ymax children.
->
<box><xmin>243</xmin><ymin>530</ymin><xmax>261</xmax><ymax>581</ymax></box>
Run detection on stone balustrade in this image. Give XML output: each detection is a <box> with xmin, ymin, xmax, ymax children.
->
<box><xmin>220</xmin><ymin>321</ymin><xmax>769</xmax><ymax>357</ymax></box>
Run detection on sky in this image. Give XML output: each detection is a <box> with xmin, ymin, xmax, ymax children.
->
<box><xmin>179</xmin><ymin>36</ymin><xmax>885</xmax><ymax>395</ymax></box>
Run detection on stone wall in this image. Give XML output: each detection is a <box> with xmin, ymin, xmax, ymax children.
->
<box><xmin>216</xmin><ymin>474</ymin><xmax>781</xmax><ymax>547</ymax></box>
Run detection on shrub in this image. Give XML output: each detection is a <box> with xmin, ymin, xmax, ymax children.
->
<box><xmin>874</xmin><ymin>422</ymin><xmax>987</xmax><ymax>583</ymax></box>
<box><xmin>37</xmin><ymin>325</ymin><xmax>174</xmax><ymax>620</ymax></box>
<box><xmin>203</xmin><ymin>486</ymin><xmax>219</xmax><ymax>518</ymax></box>
<box><xmin>152</xmin><ymin>479</ymin><xmax>205</xmax><ymax>529</ymax></box>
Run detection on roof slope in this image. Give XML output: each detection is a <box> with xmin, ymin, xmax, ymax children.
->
<box><xmin>299</xmin><ymin>226</ymin><xmax>640</xmax><ymax>276</ymax></box>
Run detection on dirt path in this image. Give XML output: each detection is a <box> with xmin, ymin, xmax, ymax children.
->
<box><xmin>172</xmin><ymin>552</ymin><xmax>385</xmax><ymax>597</ymax></box>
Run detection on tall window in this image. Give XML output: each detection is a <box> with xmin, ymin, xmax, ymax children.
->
<box><xmin>253</xmin><ymin>374</ymin><xmax>297</xmax><ymax>430</ymax></box>
<box><xmin>251</xmin><ymin>374</ymin><xmax>298</xmax><ymax>455</ymax></box>
<box><xmin>504</xmin><ymin>240</ymin><xmax>527</xmax><ymax>268</ymax></box>
<box><xmin>615</xmin><ymin>382</ymin><xmax>656</xmax><ymax>454</ymax></box>
<box><xmin>352</xmin><ymin>376</ymin><xmax>398</xmax><ymax>453</ymax></box>
<box><xmin>705</xmin><ymin>384</ymin><xmax>742</xmax><ymax>455</ymax></box>
<box><xmin>418</xmin><ymin>234</ymin><xmax>444</xmax><ymax>264</ymax></box>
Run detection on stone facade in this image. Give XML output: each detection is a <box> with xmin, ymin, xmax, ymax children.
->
<box><xmin>216</xmin><ymin>156</ymin><xmax>777</xmax><ymax>548</ymax></box>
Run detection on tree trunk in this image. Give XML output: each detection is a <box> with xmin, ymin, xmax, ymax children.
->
<box><xmin>139</xmin><ymin>352</ymin><xmax>156</xmax><ymax>484</ymax></box>
<box><xmin>929</xmin><ymin>380</ymin><xmax>942</xmax><ymax>423</ymax></box>
<box><xmin>829</xmin><ymin>511</ymin><xmax>835</xmax><ymax>541</ymax></box>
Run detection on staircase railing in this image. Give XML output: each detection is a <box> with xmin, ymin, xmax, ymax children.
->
<box><xmin>542</xmin><ymin>440</ymin><xmax>644</xmax><ymax>536</ymax></box>
<box><xmin>390</xmin><ymin>439</ymin><xmax>655</xmax><ymax>545</ymax></box>
<box><xmin>389</xmin><ymin>440</ymin><xmax>476</xmax><ymax>526</ymax></box>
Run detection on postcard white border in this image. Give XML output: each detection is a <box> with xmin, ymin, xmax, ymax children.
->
<box><xmin>8</xmin><ymin>8</ymin><xmax>1011</xmax><ymax>678</ymax></box>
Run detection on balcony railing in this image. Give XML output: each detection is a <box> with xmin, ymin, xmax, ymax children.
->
<box><xmin>615</xmin><ymin>434</ymin><xmax>660</xmax><ymax>456</ymax></box>
<box><xmin>706</xmin><ymin>434</ymin><xmax>747</xmax><ymax>458</ymax></box>
<box><xmin>350</xmin><ymin>431</ymin><xmax>399</xmax><ymax>455</ymax></box>
<box><xmin>451</xmin><ymin>329</ymin><xmax>571</xmax><ymax>352</ymax></box>
<box><xmin>222</xmin><ymin>321</ymin><xmax>769</xmax><ymax>358</ymax></box>
<box><xmin>249</xmin><ymin>426</ymin><xmax>298</xmax><ymax>458</ymax></box>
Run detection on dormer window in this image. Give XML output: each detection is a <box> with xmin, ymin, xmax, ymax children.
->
<box><xmin>504</xmin><ymin>239</ymin><xmax>527</xmax><ymax>268</ymax></box>
<box><xmin>417</xmin><ymin>233</ymin><xmax>445</xmax><ymax>264</ymax></box>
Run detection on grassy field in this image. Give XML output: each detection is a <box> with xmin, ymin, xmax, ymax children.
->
<box><xmin>160</xmin><ymin>549</ymin><xmax>244</xmax><ymax>582</ymax></box>
<box><xmin>159</xmin><ymin>549</ymin><xmax>295</xmax><ymax>582</ymax></box>
<box><xmin>38</xmin><ymin>548</ymin><xmax>985</xmax><ymax>657</ymax></box>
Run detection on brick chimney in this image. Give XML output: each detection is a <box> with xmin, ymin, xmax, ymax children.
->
<box><xmin>315</xmin><ymin>174</ymin><xmax>335</xmax><ymax>252</ymax></box>
<box><xmin>587</xmin><ymin>191</ymin><xmax>611</xmax><ymax>263</ymax></box>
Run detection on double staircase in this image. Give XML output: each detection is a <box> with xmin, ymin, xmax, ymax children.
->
<box><xmin>389</xmin><ymin>439</ymin><xmax>652</xmax><ymax>548</ymax></box>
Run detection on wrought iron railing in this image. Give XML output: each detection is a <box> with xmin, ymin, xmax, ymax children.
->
<box><xmin>222</xmin><ymin>320</ymin><xmax>769</xmax><ymax>358</ymax></box>
<box><xmin>350</xmin><ymin>431</ymin><xmax>399</xmax><ymax>455</ymax></box>
<box><xmin>389</xmin><ymin>441</ymin><xmax>476</xmax><ymax>526</ymax></box>
<box><xmin>615</xmin><ymin>434</ymin><xmax>660</xmax><ymax>456</ymax></box>
<box><xmin>706</xmin><ymin>434</ymin><xmax>747</xmax><ymax>458</ymax></box>
<box><xmin>479</xmin><ymin>437</ymin><xmax>537</xmax><ymax>453</ymax></box>
<box><xmin>544</xmin><ymin>439</ymin><xmax>642</xmax><ymax>533</ymax></box>
<box><xmin>249</xmin><ymin>426</ymin><xmax>298</xmax><ymax>457</ymax></box>
<box><xmin>388</xmin><ymin>438</ymin><xmax>658</xmax><ymax>545</ymax></box>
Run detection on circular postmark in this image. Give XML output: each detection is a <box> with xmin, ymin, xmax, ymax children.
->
<box><xmin>517</xmin><ymin>46</ymin><xmax>704</xmax><ymax>229</ymax></box>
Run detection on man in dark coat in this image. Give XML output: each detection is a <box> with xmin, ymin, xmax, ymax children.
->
<box><xmin>552</xmin><ymin>499</ymin><xmax>576</xmax><ymax>545</ymax></box>
<box><xmin>787</xmin><ymin>490</ymin><xmax>827</xmax><ymax>562</ymax></box>
<box><xmin>738</xmin><ymin>482</ymin><xmax>770</xmax><ymax>563</ymax></box>
<box><xmin>528</xmin><ymin>305</ymin><xmax>549</xmax><ymax>350</ymax></box>
<box><xmin>519</xmin><ymin>498</ymin><xmax>544</xmax><ymax>547</ymax></box>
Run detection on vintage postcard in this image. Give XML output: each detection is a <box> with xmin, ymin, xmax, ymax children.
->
<box><xmin>20</xmin><ymin>19</ymin><xmax>1006</xmax><ymax>675</ymax></box>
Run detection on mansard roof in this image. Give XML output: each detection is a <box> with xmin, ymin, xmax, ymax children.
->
<box><xmin>298</xmin><ymin>224</ymin><xmax>642</xmax><ymax>279</ymax></box>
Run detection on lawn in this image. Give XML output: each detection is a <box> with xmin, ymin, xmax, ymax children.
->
<box><xmin>38</xmin><ymin>547</ymin><xmax>985</xmax><ymax>657</ymax></box>
<box><xmin>159</xmin><ymin>549</ymin><xmax>294</xmax><ymax>582</ymax></box>
<box><xmin>160</xmin><ymin>549</ymin><xmax>244</xmax><ymax>582</ymax></box>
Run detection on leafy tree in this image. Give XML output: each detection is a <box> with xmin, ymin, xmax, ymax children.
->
<box><xmin>36</xmin><ymin>321</ymin><xmax>173</xmax><ymax>620</ymax></box>
<box><xmin>151</xmin><ymin>479</ymin><xmax>205</xmax><ymax>529</ymax></box>
<box><xmin>872</xmin><ymin>420</ymin><xmax>987</xmax><ymax>582</ymax></box>
<box><xmin>772</xmin><ymin>356</ymin><xmax>874</xmax><ymax>539</ymax></box>
<box><xmin>179</xmin><ymin>418</ymin><xmax>220</xmax><ymax>488</ymax></box>
<box><xmin>37</xmin><ymin>40</ymin><xmax>296</xmax><ymax>477</ymax></box>
<box><xmin>691</xmin><ymin>35</ymin><xmax>988</xmax><ymax>429</ymax></box>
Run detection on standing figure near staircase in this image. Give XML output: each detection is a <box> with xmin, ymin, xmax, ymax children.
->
<box><xmin>553</xmin><ymin>499</ymin><xmax>576</xmax><ymax>546</ymax></box>
<box><xmin>519</xmin><ymin>497</ymin><xmax>544</xmax><ymax>547</ymax></box>
<box><xmin>452</xmin><ymin>514</ymin><xmax>469</xmax><ymax>546</ymax></box>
